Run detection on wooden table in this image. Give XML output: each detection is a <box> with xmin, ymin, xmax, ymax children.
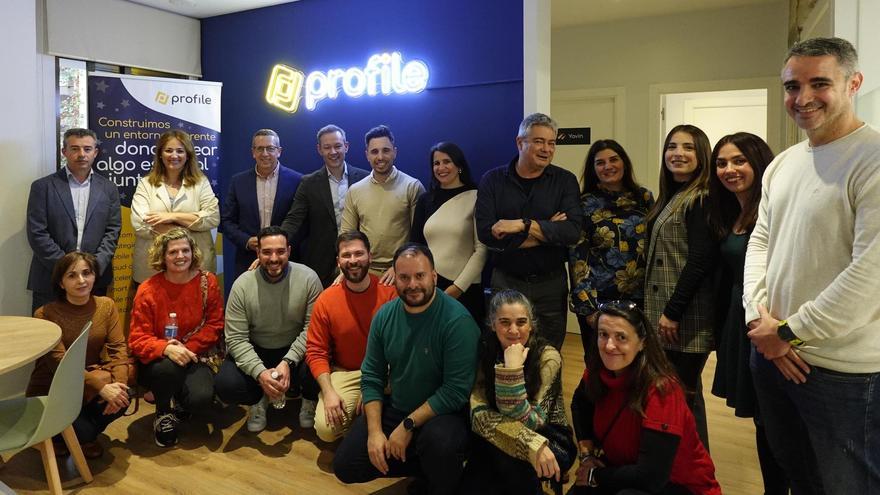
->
<box><xmin>0</xmin><ymin>316</ymin><xmax>62</xmax><ymax>374</ymax></box>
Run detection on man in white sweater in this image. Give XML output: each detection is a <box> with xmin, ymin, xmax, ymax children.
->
<box><xmin>744</xmin><ymin>37</ymin><xmax>880</xmax><ymax>495</ymax></box>
<box><xmin>215</xmin><ymin>226</ymin><xmax>323</xmax><ymax>433</ymax></box>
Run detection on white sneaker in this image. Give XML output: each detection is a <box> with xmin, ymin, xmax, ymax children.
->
<box><xmin>299</xmin><ymin>398</ymin><xmax>317</xmax><ymax>428</ymax></box>
<box><xmin>247</xmin><ymin>396</ymin><xmax>268</xmax><ymax>432</ymax></box>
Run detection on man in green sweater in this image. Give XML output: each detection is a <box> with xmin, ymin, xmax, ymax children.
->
<box><xmin>333</xmin><ymin>243</ymin><xmax>479</xmax><ymax>494</ymax></box>
<box><xmin>215</xmin><ymin>226</ymin><xmax>323</xmax><ymax>433</ymax></box>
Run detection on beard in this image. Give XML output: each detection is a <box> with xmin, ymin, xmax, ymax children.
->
<box><xmin>341</xmin><ymin>262</ymin><xmax>368</xmax><ymax>283</ymax></box>
<box><xmin>399</xmin><ymin>284</ymin><xmax>435</xmax><ymax>309</ymax></box>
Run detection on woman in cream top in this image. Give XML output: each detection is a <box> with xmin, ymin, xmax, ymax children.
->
<box><xmin>131</xmin><ymin>129</ymin><xmax>220</xmax><ymax>283</ymax></box>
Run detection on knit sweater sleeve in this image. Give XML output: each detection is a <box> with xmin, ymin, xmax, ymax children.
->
<box><xmin>224</xmin><ymin>276</ymin><xmax>265</xmax><ymax>378</ymax></box>
<box><xmin>305</xmin><ymin>295</ymin><xmax>333</xmax><ymax>378</ymax></box>
<box><xmin>470</xmin><ymin>369</ymin><xmax>549</xmax><ymax>465</ymax></box>
<box><xmin>284</xmin><ymin>269</ymin><xmax>322</xmax><ymax>365</ymax></box>
<box><xmin>494</xmin><ymin>347</ymin><xmax>561</xmax><ymax>429</ymax></box>
<box><xmin>129</xmin><ymin>282</ymin><xmax>168</xmax><ymax>364</ymax></box>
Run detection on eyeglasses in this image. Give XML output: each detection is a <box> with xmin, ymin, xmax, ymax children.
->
<box><xmin>253</xmin><ymin>146</ymin><xmax>279</xmax><ymax>153</ymax></box>
<box><xmin>597</xmin><ymin>300</ymin><xmax>638</xmax><ymax>312</ymax></box>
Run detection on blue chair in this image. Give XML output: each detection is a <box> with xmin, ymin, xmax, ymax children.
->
<box><xmin>0</xmin><ymin>322</ymin><xmax>94</xmax><ymax>494</ymax></box>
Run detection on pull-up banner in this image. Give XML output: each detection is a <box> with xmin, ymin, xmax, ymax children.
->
<box><xmin>88</xmin><ymin>73</ymin><xmax>223</xmax><ymax>320</ymax></box>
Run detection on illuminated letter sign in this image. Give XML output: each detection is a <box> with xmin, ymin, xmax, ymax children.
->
<box><xmin>265</xmin><ymin>52</ymin><xmax>429</xmax><ymax>113</ymax></box>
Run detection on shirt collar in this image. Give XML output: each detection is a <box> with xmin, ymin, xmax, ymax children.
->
<box><xmin>255</xmin><ymin>163</ymin><xmax>280</xmax><ymax>179</ymax></box>
<box><xmin>370</xmin><ymin>166</ymin><xmax>398</xmax><ymax>184</ymax></box>
<box><xmin>258</xmin><ymin>262</ymin><xmax>290</xmax><ymax>284</ymax></box>
<box><xmin>65</xmin><ymin>166</ymin><xmax>94</xmax><ymax>184</ymax></box>
<box><xmin>326</xmin><ymin>162</ymin><xmax>349</xmax><ymax>181</ymax></box>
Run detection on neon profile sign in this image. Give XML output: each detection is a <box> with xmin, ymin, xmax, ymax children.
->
<box><xmin>265</xmin><ymin>52</ymin><xmax>430</xmax><ymax>113</ymax></box>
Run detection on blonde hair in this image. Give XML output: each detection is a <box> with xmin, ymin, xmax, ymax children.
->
<box><xmin>147</xmin><ymin>227</ymin><xmax>203</xmax><ymax>272</ymax></box>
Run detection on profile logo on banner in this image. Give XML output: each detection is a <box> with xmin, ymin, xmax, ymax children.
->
<box><xmin>266</xmin><ymin>51</ymin><xmax>429</xmax><ymax>113</ymax></box>
<box><xmin>88</xmin><ymin>73</ymin><xmax>223</xmax><ymax>321</ymax></box>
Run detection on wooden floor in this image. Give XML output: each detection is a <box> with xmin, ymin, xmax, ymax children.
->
<box><xmin>0</xmin><ymin>333</ymin><xmax>764</xmax><ymax>494</ymax></box>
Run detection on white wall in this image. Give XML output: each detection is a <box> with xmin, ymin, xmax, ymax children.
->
<box><xmin>0</xmin><ymin>1</ymin><xmax>54</xmax><ymax>316</ymax></box>
<box><xmin>552</xmin><ymin>1</ymin><xmax>788</xmax><ymax>189</ymax></box>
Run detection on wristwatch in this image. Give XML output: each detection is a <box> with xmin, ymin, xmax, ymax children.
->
<box><xmin>282</xmin><ymin>357</ymin><xmax>295</xmax><ymax>367</ymax></box>
<box><xmin>522</xmin><ymin>218</ymin><xmax>532</xmax><ymax>233</ymax></box>
<box><xmin>403</xmin><ymin>417</ymin><xmax>417</xmax><ymax>432</ymax></box>
<box><xmin>777</xmin><ymin>320</ymin><xmax>806</xmax><ymax>348</ymax></box>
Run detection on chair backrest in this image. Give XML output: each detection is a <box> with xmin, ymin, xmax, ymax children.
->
<box><xmin>28</xmin><ymin>321</ymin><xmax>91</xmax><ymax>444</ymax></box>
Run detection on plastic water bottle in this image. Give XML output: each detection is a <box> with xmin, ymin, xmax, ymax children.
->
<box><xmin>270</xmin><ymin>371</ymin><xmax>286</xmax><ymax>409</ymax></box>
<box><xmin>164</xmin><ymin>312</ymin><xmax>178</xmax><ymax>340</ymax></box>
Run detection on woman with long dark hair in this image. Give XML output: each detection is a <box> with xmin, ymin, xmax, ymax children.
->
<box><xmin>569</xmin><ymin>301</ymin><xmax>720</xmax><ymax>494</ymax></box>
<box><xmin>409</xmin><ymin>141</ymin><xmax>487</xmax><ymax>322</ymax></box>
<box><xmin>707</xmin><ymin>132</ymin><xmax>788</xmax><ymax>494</ymax></box>
<box><xmin>569</xmin><ymin>139</ymin><xmax>654</xmax><ymax>360</ymax></box>
<box><xmin>644</xmin><ymin>124</ymin><xmax>717</xmax><ymax>449</ymax></box>
<box><xmin>462</xmin><ymin>289</ymin><xmax>574</xmax><ymax>494</ymax></box>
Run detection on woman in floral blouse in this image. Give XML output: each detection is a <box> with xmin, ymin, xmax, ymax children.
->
<box><xmin>569</xmin><ymin>139</ymin><xmax>654</xmax><ymax>360</ymax></box>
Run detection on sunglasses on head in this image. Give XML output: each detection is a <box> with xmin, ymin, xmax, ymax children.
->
<box><xmin>597</xmin><ymin>300</ymin><xmax>638</xmax><ymax>312</ymax></box>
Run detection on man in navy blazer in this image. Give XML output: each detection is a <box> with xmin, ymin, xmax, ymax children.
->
<box><xmin>281</xmin><ymin>125</ymin><xmax>369</xmax><ymax>287</ymax></box>
<box><xmin>27</xmin><ymin>128</ymin><xmax>122</xmax><ymax>313</ymax></box>
<box><xmin>222</xmin><ymin>129</ymin><xmax>303</xmax><ymax>280</ymax></box>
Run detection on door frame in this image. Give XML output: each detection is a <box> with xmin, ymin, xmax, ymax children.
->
<box><xmin>648</xmin><ymin>77</ymin><xmax>784</xmax><ymax>157</ymax></box>
<box><xmin>551</xmin><ymin>86</ymin><xmax>627</xmax><ymax>144</ymax></box>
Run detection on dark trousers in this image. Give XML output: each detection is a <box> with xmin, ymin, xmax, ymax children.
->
<box><xmin>72</xmin><ymin>396</ymin><xmax>128</xmax><ymax>443</ymax></box>
<box><xmin>664</xmin><ymin>350</ymin><xmax>709</xmax><ymax>451</ymax></box>
<box><xmin>139</xmin><ymin>357</ymin><xmax>215</xmax><ymax>414</ymax></box>
<box><xmin>333</xmin><ymin>402</ymin><xmax>469</xmax><ymax>495</ymax></box>
<box><xmin>437</xmin><ymin>274</ymin><xmax>485</xmax><ymax>326</ymax></box>
<box><xmin>214</xmin><ymin>345</ymin><xmax>318</xmax><ymax>406</ymax></box>
<box><xmin>491</xmin><ymin>268</ymin><xmax>568</xmax><ymax>350</ymax></box>
<box><xmin>567</xmin><ymin>484</ymin><xmax>692</xmax><ymax>495</ymax></box>
<box><xmin>459</xmin><ymin>435</ymin><xmax>542</xmax><ymax>495</ymax></box>
<box><xmin>576</xmin><ymin>314</ymin><xmax>595</xmax><ymax>365</ymax></box>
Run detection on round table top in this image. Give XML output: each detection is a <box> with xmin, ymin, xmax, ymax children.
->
<box><xmin>0</xmin><ymin>316</ymin><xmax>62</xmax><ymax>375</ymax></box>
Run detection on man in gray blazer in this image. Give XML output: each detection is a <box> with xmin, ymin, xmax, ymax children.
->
<box><xmin>281</xmin><ymin>125</ymin><xmax>369</xmax><ymax>287</ymax></box>
<box><xmin>27</xmin><ymin>128</ymin><xmax>121</xmax><ymax>312</ymax></box>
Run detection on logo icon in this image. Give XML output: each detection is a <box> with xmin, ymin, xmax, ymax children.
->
<box><xmin>155</xmin><ymin>92</ymin><xmax>169</xmax><ymax>105</ymax></box>
<box><xmin>266</xmin><ymin>52</ymin><xmax>429</xmax><ymax>114</ymax></box>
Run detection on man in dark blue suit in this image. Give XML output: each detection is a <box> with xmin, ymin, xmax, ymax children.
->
<box><xmin>222</xmin><ymin>129</ymin><xmax>302</xmax><ymax>280</ymax></box>
<box><xmin>27</xmin><ymin>128</ymin><xmax>122</xmax><ymax>313</ymax></box>
<box><xmin>281</xmin><ymin>125</ymin><xmax>369</xmax><ymax>287</ymax></box>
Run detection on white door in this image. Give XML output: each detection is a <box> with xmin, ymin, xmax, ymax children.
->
<box><xmin>664</xmin><ymin>89</ymin><xmax>768</xmax><ymax>149</ymax></box>
<box><xmin>551</xmin><ymin>89</ymin><xmax>621</xmax><ymax>336</ymax></box>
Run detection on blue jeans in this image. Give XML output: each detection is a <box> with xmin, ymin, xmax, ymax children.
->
<box><xmin>751</xmin><ymin>347</ymin><xmax>880</xmax><ymax>495</ymax></box>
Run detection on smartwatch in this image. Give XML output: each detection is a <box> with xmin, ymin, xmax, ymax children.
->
<box><xmin>777</xmin><ymin>320</ymin><xmax>806</xmax><ymax>348</ymax></box>
<box><xmin>522</xmin><ymin>218</ymin><xmax>532</xmax><ymax>234</ymax></box>
<box><xmin>403</xmin><ymin>417</ymin><xmax>417</xmax><ymax>432</ymax></box>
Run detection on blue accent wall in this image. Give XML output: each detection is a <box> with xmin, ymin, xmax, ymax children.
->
<box><xmin>202</xmin><ymin>0</ymin><xmax>524</xmax><ymax>287</ymax></box>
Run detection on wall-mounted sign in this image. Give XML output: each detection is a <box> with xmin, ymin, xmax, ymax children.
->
<box><xmin>265</xmin><ymin>52</ymin><xmax>430</xmax><ymax>114</ymax></box>
<box><xmin>556</xmin><ymin>127</ymin><xmax>591</xmax><ymax>145</ymax></box>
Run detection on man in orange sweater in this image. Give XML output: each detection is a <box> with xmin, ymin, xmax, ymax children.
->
<box><xmin>306</xmin><ymin>231</ymin><xmax>397</xmax><ymax>441</ymax></box>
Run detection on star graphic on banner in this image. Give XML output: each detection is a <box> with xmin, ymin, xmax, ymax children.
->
<box><xmin>120</xmin><ymin>192</ymin><xmax>128</xmax><ymax>200</ymax></box>
<box><xmin>114</xmin><ymin>108</ymin><xmax>119</xmax><ymax>112</ymax></box>
<box><xmin>95</xmin><ymin>80</ymin><xmax>109</xmax><ymax>92</ymax></box>
<box><xmin>96</xmin><ymin>102</ymin><xmax>105</xmax><ymax>109</ymax></box>
<box><xmin>211</xmin><ymin>179</ymin><xmax>218</xmax><ymax>187</ymax></box>
<box><xmin>177</xmin><ymin>122</ymin><xmax>187</xmax><ymax>129</ymax></box>
<box><xmin>121</xmin><ymin>100</ymin><xmax>130</xmax><ymax>108</ymax></box>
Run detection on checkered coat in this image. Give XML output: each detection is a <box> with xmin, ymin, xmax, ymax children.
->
<box><xmin>644</xmin><ymin>194</ymin><xmax>715</xmax><ymax>353</ymax></box>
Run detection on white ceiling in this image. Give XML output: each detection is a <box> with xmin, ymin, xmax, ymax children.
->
<box><xmin>125</xmin><ymin>0</ymin><xmax>783</xmax><ymax>25</ymax></box>
<box><xmin>125</xmin><ymin>0</ymin><xmax>297</xmax><ymax>18</ymax></box>
<box><xmin>551</xmin><ymin>0</ymin><xmax>783</xmax><ymax>28</ymax></box>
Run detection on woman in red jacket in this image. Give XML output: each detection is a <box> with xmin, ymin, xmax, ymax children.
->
<box><xmin>129</xmin><ymin>228</ymin><xmax>223</xmax><ymax>448</ymax></box>
<box><xmin>569</xmin><ymin>301</ymin><xmax>720</xmax><ymax>494</ymax></box>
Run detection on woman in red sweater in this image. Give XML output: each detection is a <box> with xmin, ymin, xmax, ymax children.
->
<box><xmin>28</xmin><ymin>251</ymin><xmax>130</xmax><ymax>459</ymax></box>
<box><xmin>129</xmin><ymin>228</ymin><xmax>223</xmax><ymax>448</ymax></box>
<box><xmin>569</xmin><ymin>301</ymin><xmax>720</xmax><ymax>495</ymax></box>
